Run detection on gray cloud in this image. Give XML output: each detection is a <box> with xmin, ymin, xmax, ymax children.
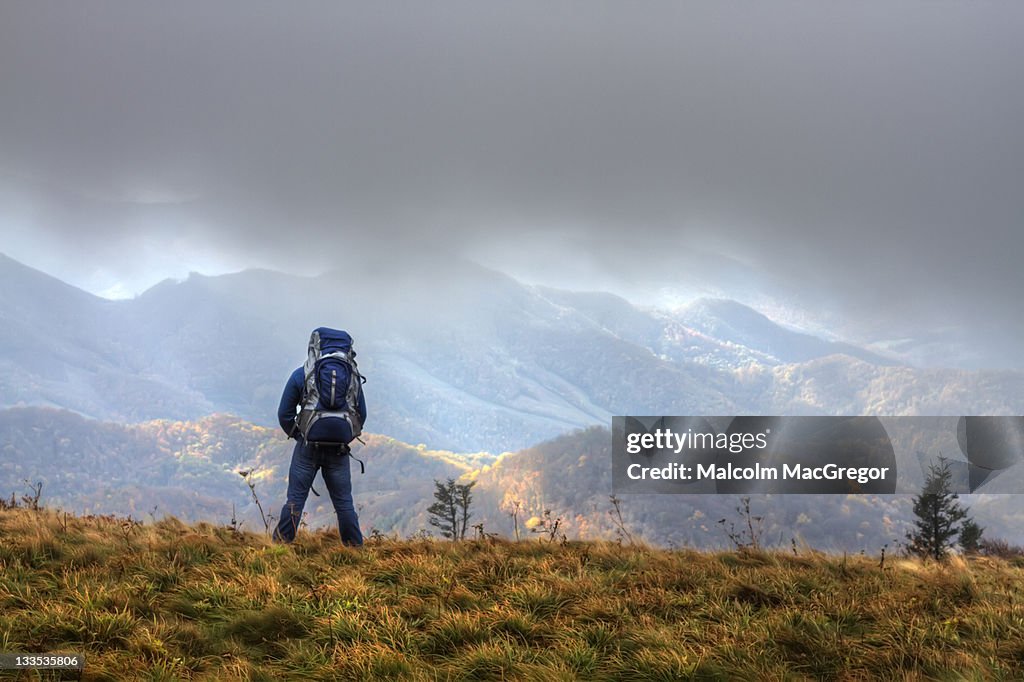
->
<box><xmin>1</xmin><ymin>2</ymin><xmax>1022</xmax><ymax>362</ymax></box>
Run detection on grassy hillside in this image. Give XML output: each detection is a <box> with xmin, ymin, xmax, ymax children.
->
<box><xmin>1</xmin><ymin>508</ymin><xmax>1023</xmax><ymax>680</ymax></box>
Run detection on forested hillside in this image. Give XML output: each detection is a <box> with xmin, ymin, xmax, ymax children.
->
<box><xmin>5</xmin><ymin>407</ymin><xmax>1021</xmax><ymax>551</ymax></box>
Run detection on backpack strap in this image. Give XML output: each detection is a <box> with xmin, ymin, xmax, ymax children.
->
<box><xmin>309</xmin><ymin>441</ymin><xmax>364</xmax><ymax>474</ymax></box>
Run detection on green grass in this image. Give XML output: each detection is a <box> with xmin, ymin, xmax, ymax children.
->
<box><xmin>1</xmin><ymin>508</ymin><xmax>1023</xmax><ymax>680</ymax></box>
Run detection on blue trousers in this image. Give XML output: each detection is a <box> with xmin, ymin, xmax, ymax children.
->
<box><xmin>273</xmin><ymin>442</ymin><xmax>363</xmax><ymax>546</ymax></box>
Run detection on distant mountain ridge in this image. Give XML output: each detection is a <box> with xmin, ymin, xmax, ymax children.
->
<box><xmin>675</xmin><ymin>298</ymin><xmax>897</xmax><ymax>366</ymax></box>
<box><xmin>1</xmin><ymin>253</ymin><xmax>1023</xmax><ymax>453</ymax></box>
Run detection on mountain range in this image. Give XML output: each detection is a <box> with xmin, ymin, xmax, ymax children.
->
<box><xmin>3</xmin><ymin>253</ymin><xmax>1023</xmax><ymax>454</ymax></box>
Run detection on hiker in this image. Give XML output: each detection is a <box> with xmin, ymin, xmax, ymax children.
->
<box><xmin>273</xmin><ymin>327</ymin><xmax>367</xmax><ymax>546</ymax></box>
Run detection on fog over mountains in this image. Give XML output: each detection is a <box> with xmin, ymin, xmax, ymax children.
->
<box><xmin>3</xmin><ymin>253</ymin><xmax>1023</xmax><ymax>455</ymax></box>
<box><xmin>3</xmin><ymin>252</ymin><xmax>1024</xmax><ymax>549</ymax></box>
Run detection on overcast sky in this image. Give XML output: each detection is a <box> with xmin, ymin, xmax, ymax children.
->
<box><xmin>1</xmin><ymin>2</ymin><xmax>1022</xmax><ymax>357</ymax></box>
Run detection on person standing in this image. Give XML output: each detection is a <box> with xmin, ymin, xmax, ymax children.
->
<box><xmin>273</xmin><ymin>328</ymin><xmax>367</xmax><ymax>546</ymax></box>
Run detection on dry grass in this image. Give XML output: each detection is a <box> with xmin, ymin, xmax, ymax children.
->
<box><xmin>1</xmin><ymin>507</ymin><xmax>1023</xmax><ymax>680</ymax></box>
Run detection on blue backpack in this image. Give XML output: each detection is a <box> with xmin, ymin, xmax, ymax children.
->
<box><xmin>295</xmin><ymin>328</ymin><xmax>365</xmax><ymax>446</ymax></box>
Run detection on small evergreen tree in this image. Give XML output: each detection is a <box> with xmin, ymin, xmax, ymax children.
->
<box><xmin>906</xmin><ymin>457</ymin><xmax>968</xmax><ymax>561</ymax></box>
<box><xmin>455</xmin><ymin>480</ymin><xmax>475</xmax><ymax>541</ymax></box>
<box><xmin>427</xmin><ymin>478</ymin><xmax>476</xmax><ymax>540</ymax></box>
<box><xmin>428</xmin><ymin>478</ymin><xmax>459</xmax><ymax>539</ymax></box>
<box><xmin>959</xmin><ymin>519</ymin><xmax>984</xmax><ymax>555</ymax></box>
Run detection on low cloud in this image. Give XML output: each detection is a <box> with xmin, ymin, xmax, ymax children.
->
<box><xmin>1</xmin><ymin>2</ymin><xmax>1022</xmax><ymax>357</ymax></box>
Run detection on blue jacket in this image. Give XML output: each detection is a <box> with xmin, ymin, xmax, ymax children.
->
<box><xmin>278</xmin><ymin>366</ymin><xmax>367</xmax><ymax>439</ymax></box>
